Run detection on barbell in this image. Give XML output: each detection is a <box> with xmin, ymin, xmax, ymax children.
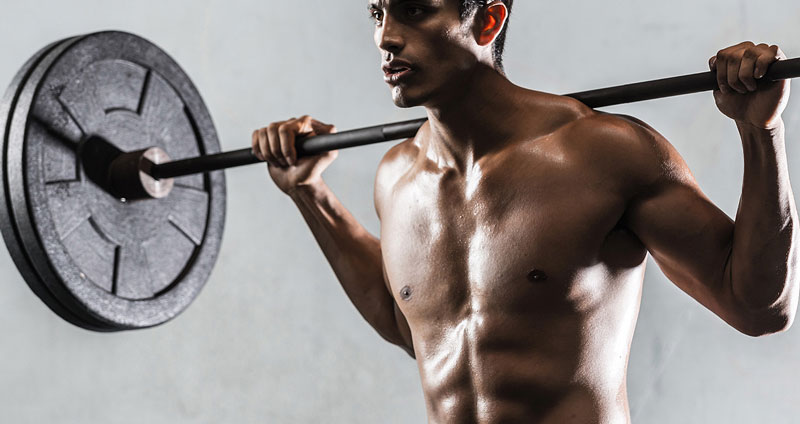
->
<box><xmin>2</xmin><ymin>31</ymin><xmax>798</xmax><ymax>331</ymax></box>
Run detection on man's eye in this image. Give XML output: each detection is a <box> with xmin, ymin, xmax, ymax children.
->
<box><xmin>370</xmin><ymin>10</ymin><xmax>384</xmax><ymax>24</ymax></box>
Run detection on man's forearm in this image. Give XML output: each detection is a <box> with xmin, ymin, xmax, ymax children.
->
<box><xmin>729</xmin><ymin>119</ymin><xmax>799</xmax><ymax>319</ymax></box>
<box><xmin>288</xmin><ymin>180</ymin><xmax>405</xmax><ymax>345</ymax></box>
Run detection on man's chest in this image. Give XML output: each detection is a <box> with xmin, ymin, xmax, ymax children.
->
<box><xmin>378</xmin><ymin>156</ymin><xmax>635</xmax><ymax>319</ymax></box>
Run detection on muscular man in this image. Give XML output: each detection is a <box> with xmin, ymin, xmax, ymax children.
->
<box><xmin>252</xmin><ymin>1</ymin><xmax>799</xmax><ymax>422</ymax></box>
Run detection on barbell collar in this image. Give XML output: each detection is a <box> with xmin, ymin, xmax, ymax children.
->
<box><xmin>107</xmin><ymin>147</ymin><xmax>174</xmax><ymax>200</ymax></box>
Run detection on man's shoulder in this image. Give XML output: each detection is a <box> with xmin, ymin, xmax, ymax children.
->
<box><xmin>374</xmin><ymin>137</ymin><xmax>419</xmax><ymax>215</ymax></box>
<box><xmin>552</xmin><ymin>110</ymin><xmax>694</xmax><ymax>191</ymax></box>
<box><xmin>376</xmin><ymin>137</ymin><xmax>419</xmax><ymax>183</ymax></box>
<box><xmin>510</xmin><ymin>93</ymin><xmax>661</xmax><ymax>165</ymax></box>
<box><xmin>507</xmin><ymin>91</ymin><xmax>651</xmax><ymax>152</ymax></box>
<box><xmin>563</xmin><ymin>110</ymin><xmax>652</xmax><ymax>145</ymax></box>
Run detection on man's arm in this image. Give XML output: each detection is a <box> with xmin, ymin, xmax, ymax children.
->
<box><xmin>252</xmin><ymin>116</ymin><xmax>414</xmax><ymax>357</ymax></box>
<box><xmin>290</xmin><ymin>181</ymin><xmax>413</xmax><ymax>356</ymax></box>
<box><xmin>611</xmin><ymin>43</ymin><xmax>798</xmax><ymax>336</ymax></box>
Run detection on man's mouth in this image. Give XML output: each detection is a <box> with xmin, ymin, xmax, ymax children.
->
<box><xmin>383</xmin><ymin>62</ymin><xmax>415</xmax><ymax>85</ymax></box>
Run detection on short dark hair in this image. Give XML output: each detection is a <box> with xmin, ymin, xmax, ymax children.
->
<box><xmin>459</xmin><ymin>0</ymin><xmax>514</xmax><ymax>71</ymax></box>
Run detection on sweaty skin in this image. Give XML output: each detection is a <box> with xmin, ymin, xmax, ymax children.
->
<box><xmin>253</xmin><ymin>1</ymin><xmax>799</xmax><ymax>423</ymax></box>
<box><xmin>377</xmin><ymin>99</ymin><xmax>647</xmax><ymax>423</ymax></box>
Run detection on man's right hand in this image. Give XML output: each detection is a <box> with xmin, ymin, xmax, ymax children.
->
<box><xmin>252</xmin><ymin>115</ymin><xmax>339</xmax><ymax>195</ymax></box>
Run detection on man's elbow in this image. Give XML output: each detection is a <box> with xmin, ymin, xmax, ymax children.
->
<box><xmin>381</xmin><ymin>336</ymin><xmax>415</xmax><ymax>359</ymax></box>
<box><xmin>375</xmin><ymin>323</ymin><xmax>416</xmax><ymax>359</ymax></box>
<box><xmin>400</xmin><ymin>343</ymin><xmax>416</xmax><ymax>360</ymax></box>
<box><xmin>739</xmin><ymin>308</ymin><xmax>795</xmax><ymax>337</ymax></box>
<box><xmin>382</xmin><ymin>332</ymin><xmax>415</xmax><ymax>359</ymax></box>
<box><xmin>731</xmin><ymin>273</ymin><xmax>799</xmax><ymax>337</ymax></box>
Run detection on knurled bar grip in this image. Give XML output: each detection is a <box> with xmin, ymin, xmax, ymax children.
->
<box><xmin>150</xmin><ymin>57</ymin><xmax>800</xmax><ymax>180</ymax></box>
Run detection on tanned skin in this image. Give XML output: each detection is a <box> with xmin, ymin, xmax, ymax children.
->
<box><xmin>251</xmin><ymin>1</ymin><xmax>799</xmax><ymax>422</ymax></box>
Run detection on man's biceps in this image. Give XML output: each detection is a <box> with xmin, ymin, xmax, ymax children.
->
<box><xmin>627</xmin><ymin>183</ymin><xmax>734</xmax><ymax>281</ymax></box>
<box><xmin>627</xmin><ymin>182</ymin><xmax>723</xmax><ymax>237</ymax></box>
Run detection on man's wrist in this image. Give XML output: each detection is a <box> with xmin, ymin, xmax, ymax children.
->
<box><xmin>736</xmin><ymin>118</ymin><xmax>785</xmax><ymax>139</ymax></box>
<box><xmin>287</xmin><ymin>178</ymin><xmax>328</xmax><ymax>202</ymax></box>
<box><xmin>736</xmin><ymin>118</ymin><xmax>787</xmax><ymax>166</ymax></box>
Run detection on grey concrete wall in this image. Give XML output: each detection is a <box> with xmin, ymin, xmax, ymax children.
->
<box><xmin>0</xmin><ymin>1</ymin><xmax>798</xmax><ymax>422</ymax></box>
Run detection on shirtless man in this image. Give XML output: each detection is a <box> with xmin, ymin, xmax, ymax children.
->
<box><xmin>251</xmin><ymin>1</ymin><xmax>799</xmax><ymax>422</ymax></box>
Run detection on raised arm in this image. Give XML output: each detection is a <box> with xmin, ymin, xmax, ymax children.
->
<box><xmin>616</xmin><ymin>43</ymin><xmax>799</xmax><ymax>336</ymax></box>
<box><xmin>252</xmin><ymin>116</ymin><xmax>414</xmax><ymax>357</ymax></box>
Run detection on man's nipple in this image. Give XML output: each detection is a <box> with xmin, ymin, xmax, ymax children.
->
<box><xmin>400</xmin><ymin>286</ymin><xmax>413</xmax><ymax>301</ymax></box>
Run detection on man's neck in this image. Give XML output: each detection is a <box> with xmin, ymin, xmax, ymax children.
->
<box><xmin>422</xmin><ymin>65</ymin><xmax>524</xmax><ymax>171</ymax></box>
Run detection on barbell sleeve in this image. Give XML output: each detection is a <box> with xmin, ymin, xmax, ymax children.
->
<box><xmin>149</xmin><ymin>57</ymin><xmax>800</xmax><ymax>180</ymax></box>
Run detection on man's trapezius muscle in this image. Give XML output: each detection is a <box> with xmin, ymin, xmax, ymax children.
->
<box><xmin>251</xmin><ymin>1</ymin><xmax>799</xmax><ymax>423</ymax></box>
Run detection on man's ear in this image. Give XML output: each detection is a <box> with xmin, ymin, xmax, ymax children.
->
<box><xmin>476</xmin><ymin>2</ymin><xmax>508</xmax><ymax>47</ymax></box>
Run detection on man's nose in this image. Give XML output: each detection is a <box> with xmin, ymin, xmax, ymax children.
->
<box><xmin>377</xmin><ymin>16</ymin><xmax>404</xmax><ymax>54</ymax></box>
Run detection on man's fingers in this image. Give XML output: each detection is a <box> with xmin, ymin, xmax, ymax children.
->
<box><xmin>251</xmin><ymin>130</ymin><xmax>263</xmax><ymax>161</ymax></box>
<box><xmin>754</xmin><ymin>45</ymin><xmax>783</xmax><ymax>79</ymax></box>
<box><xmin>715</xmin><ymin>51</ymin><xmax>730</xmax><ymax>94</ymax></box>
<box><xmin>738</xmin><ymin>49</ymin><xmax>759</xmax><ymax>91</ymax></box>
<box><xmin>258</xmin><ymin>127</ymin><xmax>271</xmax><ymax>165</ymax></box>
<box><xmin>292</xmin><ymin>116</ymin><xmax>338</xmax><ymax>161</ymax></box>
<box><xmin>727</xmin><ymin>55</ymin><xmax>747</xmax><ymax>94</ymax></box>
<box><xmin>310</xmin><ymin>119</ymin><xmax>337</xmax><ymax>135</ymax></box>
<box><xmin>754</xmin><ymin>55</ymin><xmax>773</xmax><ymax>80</ymax></box>
<box><xmin>267</xmin><ymin>122</ymin><xmax>286</xmax><ymax>167</ymax></box>
<box><xmin>776</xmin><ymin>46</ymin><xmax>787</xmax><ymax>61</ymax></box>
<box><xmin>252</xmin><ymin>116</ymin><xmax>337</xmax><ymax>168</ymax></box>
<box><xmin>297</xmin><ymin>115</ymin><xmax>314</xmax><ymax>133</ymax></box>
<box><xmin>278</xmin><ymin>120</ymin><xmax>300</xmax><ymax>166</ymax></box>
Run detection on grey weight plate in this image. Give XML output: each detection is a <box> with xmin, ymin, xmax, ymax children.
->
<box><xmin>1</xmin><ymin>36</ymin><xmax>113</xmax><ymax>331</ymax></box>
<box><xmin>3</xmin><ymin>31</ymin><xmax>226</xmax><ymax>330</ymax></box>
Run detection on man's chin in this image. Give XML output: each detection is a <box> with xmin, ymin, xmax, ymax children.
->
<box><xmin>390</xmin><ymin>86</ymin><xmax>425</xmax><ymax>108</ymax></box>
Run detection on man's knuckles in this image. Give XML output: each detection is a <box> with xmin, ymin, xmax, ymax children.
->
<box><xmin>712</xmin><ymin>42</ymin><xmax>787</xmax><ymax>93</ymax></box>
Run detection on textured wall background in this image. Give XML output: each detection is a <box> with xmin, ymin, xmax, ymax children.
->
<box><xmin>0</xmin><ymin>1</ymin><xmax>799</xmax><ymax>423</ymax></box>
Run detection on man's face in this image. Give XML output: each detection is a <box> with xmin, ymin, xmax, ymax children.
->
<box><xmin>369</xmin><ymin>0</ymin><xmax>480</xmax><ymax>108</ymax></box>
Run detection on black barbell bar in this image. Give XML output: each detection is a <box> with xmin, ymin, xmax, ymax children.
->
<box><xmin>149</xmin><ymin>57</ymin><xmax>800</xmax><ymax>181</ymax></box>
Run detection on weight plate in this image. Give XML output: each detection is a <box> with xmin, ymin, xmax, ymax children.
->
<box><xmin>0</xmin><ymin>36</ymin><xmax>112</xmax><ymax>331</ymax></box>
<box><xmin>1</xmin><ymin>31</ymin><xmax>226</xmax><ymax>330</ymax></box>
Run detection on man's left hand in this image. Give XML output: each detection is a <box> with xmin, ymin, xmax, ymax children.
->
<box><xmin>710</xmin><ymin>41</ymin><xmax>790</xmax><ymax>130</ymax></box>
